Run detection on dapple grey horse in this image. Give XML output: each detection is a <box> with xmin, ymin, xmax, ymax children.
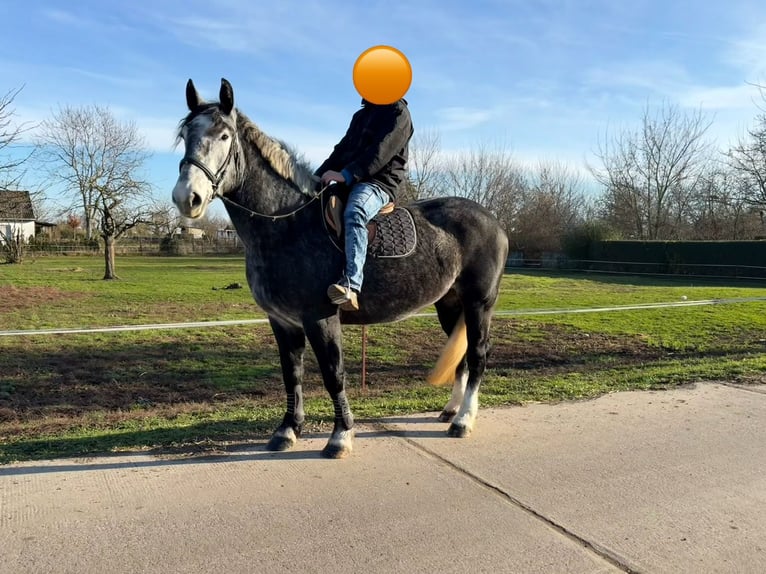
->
<box><xmin>173</xmin><ymin>79</ymin><xmax>508</xmax><ymax>458</ymax></box>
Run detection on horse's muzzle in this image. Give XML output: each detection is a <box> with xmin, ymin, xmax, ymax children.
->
<box><xmin>172</xmin><ymin>180</ymin><xmax>207</xmax><ymax>219</ymax></box>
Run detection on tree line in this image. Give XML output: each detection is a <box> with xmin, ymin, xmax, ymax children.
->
<box><xmin>2</xmin><ymin>85</ymin><xmax>766</xmax><ymax>274</ymax></box>
<box><xmin>404</xmin><ymin>93</ymin><xmax>766</xmax><ymax>257</ymax></box>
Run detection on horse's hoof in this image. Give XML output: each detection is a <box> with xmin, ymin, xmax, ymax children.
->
<box><xmin>447</xmin><ymin>422</ymin><xmax>471</xmax><ymax>438</ymax></box>
<box><xmin>321</xmin><ymin>429</ymin><xmax>354</xmax><ymax>459</ymax></box>
<box><xmin>266</xmin><ymin>433</ymin><xmax>297</xmax><ymax>452</ymax></box>
<box><xmin>438</xmin><ymin>410</ymin><xmax>457</xmax><ymax>423</ymax></box>
<box><xmin>321</xmin><ymin>444</ymin><xmax>352</xmax><ymax>459</ymax></box>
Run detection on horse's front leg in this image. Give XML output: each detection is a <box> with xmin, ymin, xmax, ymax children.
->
<box><xmin>266</xmin><ymin>317</ymin><xmax>306</xmax><ymax>451</ymax></box>
<box><xmin>305</xmin><ymin>316</ymin><xmax>354</xmax><ymax>459</ymax></box>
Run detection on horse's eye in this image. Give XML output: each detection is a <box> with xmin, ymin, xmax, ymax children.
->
<box><xmin>221</xmin><ymin>134</ymin><xmax>229</xmax><ymax>141</ymax></box>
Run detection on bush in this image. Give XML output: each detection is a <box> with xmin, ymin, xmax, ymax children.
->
<box><xmin>561</xmin><ymin>222</ymin><xmax>618</xmax><ymax>260</ymax></box>
<box><xmin>588</xmin><ymin>240</ymin><xmax>766</xmax><ymax>277</ymax></box>
<box><xmin>1</xmin><ymin>229</ymin><xmax>24</xmax><ymax>263</ymax></box>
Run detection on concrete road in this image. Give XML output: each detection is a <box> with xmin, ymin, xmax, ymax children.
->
<box><xmin>2</xmin><ymin>382</ymin><xmax>765</xmax><ymax>573</ymax></box>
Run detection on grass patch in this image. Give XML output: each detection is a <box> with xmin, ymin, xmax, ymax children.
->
<box><xmin>1</xmin><ymin>258</ymin><xmax>765</xmax><ymax>462</ymax></box>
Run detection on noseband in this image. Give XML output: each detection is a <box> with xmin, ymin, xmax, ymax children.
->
<box><xmin>178</xmin><ymin>139</ymin><xmax>235</xmax><ymax>195</ymax></box>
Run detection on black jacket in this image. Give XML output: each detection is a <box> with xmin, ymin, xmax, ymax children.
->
<box><xmin>315</xmin><ymin>99</ymin><xmax>413</xmax><ymax>200</ymax></box>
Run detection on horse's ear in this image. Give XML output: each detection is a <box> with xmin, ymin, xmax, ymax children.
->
<box><xmin>220</xmin><ymin>78</ymin><xmax>234</xmax><ymax>115</ymax></box>
<box><xmin>186</xmin><ymin>79</ymin><xmax>204</xmax><ymax>112</ymax></box>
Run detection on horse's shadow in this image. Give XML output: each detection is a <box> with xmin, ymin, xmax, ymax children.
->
<box><xmin>0</xmin><ymin>419</ymin><xmax>452</xmax><ymax>476</ymax></box>
<box><xmin>371</xmin><ymin>415</ymin><xmax>440</xmax><ymax>425</ymax></box>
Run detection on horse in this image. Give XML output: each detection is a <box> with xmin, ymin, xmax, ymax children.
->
<box><xmin>172</xmin><ymin>79</ymin><xmax>509</xmax><ymax>458</ymax></box>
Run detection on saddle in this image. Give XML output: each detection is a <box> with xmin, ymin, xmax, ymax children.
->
<box><xmin>322</xmin><ymin>186</ymin><xmax>417</xmax><ymax>259</ymax></box>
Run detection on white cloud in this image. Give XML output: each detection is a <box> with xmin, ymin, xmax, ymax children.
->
<box><xmin>253</xmin><ymin>125</ymin><xmax>339</xmax><ymax>167</ymax></box>
<box><xmin>679</xmin><ymin>84</ymin><xmax>761</xmax><ymax>110</ymax></box>
<box><xmin>584</xmin><ymin>59</ymin><xmax>691</xmax><ymax>99</ymax></box>
<box><xmin>61</xmin><ymin>67</ymin><xmax>150</xmax><ymax>89</ymax></box>
<box><xmin>137</xmin><ymin>119</ymin><xmax>184</xmax><ymax>154</ymax></box>
<box><xmin>435</xmin><ymin>107</ymin><xmax>494</xmax><ymax>131</ymax></box>
<box><xmin>40</xmin><ymin>8</ymin><xmax>90</xmax><ymax>27</ymax></box>
<box><xmin>157</xmin><ymin>2</ymin><xmax>347</xmax><ymax>61</ymax></box>
<box><xmin>719</xmin><ymin>22</ymin><xmax>766</xmax><ymax>79</ymax></box>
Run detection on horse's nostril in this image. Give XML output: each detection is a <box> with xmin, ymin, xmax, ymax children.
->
<box><xmin>191</xmin><ymin>192</ymin><xmax>203</xmax><ymax>209</ymax></box>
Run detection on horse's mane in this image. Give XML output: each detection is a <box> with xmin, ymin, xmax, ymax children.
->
<box><xmin>177</xmin><ymin>105</ymin><xmax>316</xmax><ymax>196</ymax></box>
<box><xmin>237</xmin><ymin>111</ymin><xmax>316</xmax><ymax>195</ymax></box>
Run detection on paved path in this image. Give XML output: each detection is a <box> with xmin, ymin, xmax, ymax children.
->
<box><xmin>2</xmin><ymin>382</ymin><xmax>765</xmax><ymax>573</ymax></box>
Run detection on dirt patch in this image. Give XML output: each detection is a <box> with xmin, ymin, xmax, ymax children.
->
<box><xmin>0</xmin><ymin>329</ymin><xmax>281</xmax><ymax>421</ymax></box>
<box><xmin>0</xmin><ymin>319</ymin><xmax>733</xmax><ymax>424</ymax></box>
<box><xmin>489</xmin><ymin>321</ymin><xmax>664</xmax><ymax>370</ymax></box>
<box><xmin>0</xmin><ymin>285</ymin><xmax>85</xmax><ymax>313</ymax></box>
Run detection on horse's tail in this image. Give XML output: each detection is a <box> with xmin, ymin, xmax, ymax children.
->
<box><xmin>427</xmin><ymin>313</ymin><xmax>467</xmax><ymax>387</ymax></box>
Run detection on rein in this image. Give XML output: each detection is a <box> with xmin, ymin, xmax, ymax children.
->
<box><xmin>218</xmin><ymin>183</ymin><xmax>331</xmax><ymax>222</ymax></box>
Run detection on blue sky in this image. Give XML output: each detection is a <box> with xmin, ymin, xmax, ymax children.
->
<box><xmin>3</xmin><ymin>0</ymin><xmax>766</xmax><ymax>214</ymax></box>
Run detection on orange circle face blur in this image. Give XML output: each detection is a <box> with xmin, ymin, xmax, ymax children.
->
<box><xmin>352</xmin><ymin>46</ymin><xmax>412</xmax><ymax>105</ymax></box>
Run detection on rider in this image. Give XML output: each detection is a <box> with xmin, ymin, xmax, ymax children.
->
<box><xmin>316</xmin><ymin>97</ymin><xmax>413</xmax><ymax>311</ymax></box>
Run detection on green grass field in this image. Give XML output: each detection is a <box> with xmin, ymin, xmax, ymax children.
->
<box><xmin>2</xmin><ymin>255</ymin><xmax>765</xmax><ymax>462</ymax></box>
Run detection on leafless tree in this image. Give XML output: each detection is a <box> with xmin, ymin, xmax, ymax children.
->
<box><xmin>145</xmin><ymin>201</ymin><xmax>185</xmax><ymax>238</ymax></box>
<box><xmin>0</xmin><ymin>86</ymin><xmax>36</xmax><ymax>190</ymax></box>
<box><xmin>0</xmin><ymin>227</ymin><xmax>24</xmax><ymax>264</ymax></box>
<box><xmin>689</xmin><ymin>163</ymin><xmax>762</xmax><ymax>240</ymax></box>
<box><xmin>590</xmin><ymin>102</ymin><xmax>713</xmax><ymax>239</ymax></box>
<box><xmin>0</xmin><ymin>86</ymin><xmax>49</xmax><ymax>221</ymax></box>
<box><xmin>195</xmin><ymin>212</ymin><xmax>231</xmax><ymax>240</ymax></box>
<box><xmin>511</xmin><ymin>161</ymin><xmax>589</xmax><ymax>255</ymax></box>
<box><xmin>38</xmin><ymin>105</ymin><xmax>154</xmax><ymax>279</ymax></box>
<box><xmin>0</xmin><ymin>87</ymin><xmax>44</xmax><ymax>263</ymax></box>
<box><xmin>441</xmin><ymin>143</ymin><xmax>527</xmax><ymax>236</ymax></box>
<box><xmin>727</xmin><ymin>95</ymin><xmax>766</xmax><ymax>212</ymax></box>
<box><xmin>406</xmin><ymin>128</ymin><xmax>443</xmax><ymax>201</ymax></box>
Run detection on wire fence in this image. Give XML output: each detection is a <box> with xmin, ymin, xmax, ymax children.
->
<box><xmin>507</xmin><ymin>258</ymin><xmax>766</xmax><ymax>281</ymax></box>
<box><xmin>3</xmin><ymin>296</ymin><xmax>766</xmax><ymax>338</ymax></box>
<box><xmin>21</xmin><ymin>237</ymin><xmax>244</xmax><ymax>256</ymax></box>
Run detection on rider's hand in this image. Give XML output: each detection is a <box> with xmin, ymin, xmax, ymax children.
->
<box><xmin>320</xmin><ymin>170</ymin><xmax>346</xmax><ymax>185</ymax></box>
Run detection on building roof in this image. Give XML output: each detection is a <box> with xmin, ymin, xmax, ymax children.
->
<box><xmin>0</xmin><ymin>190</ymin><xmax>35</xmax><ymax>221</ymax></box>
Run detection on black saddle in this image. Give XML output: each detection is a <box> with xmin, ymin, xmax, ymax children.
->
<box><xmin>321</xmin><ymin>184</ymin><xmax>417</xmax><ymax>259</ymax></box>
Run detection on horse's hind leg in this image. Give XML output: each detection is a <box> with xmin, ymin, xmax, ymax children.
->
<box><xmin>304</xmin><ymin>315</ymin><xmax>355</xmax><ymax>459</ymax></box>
<box><xmin>440</xmin><ymin>361</ymin><xmax>468</xmax><ymax>423</ymax></box>
<box><xmin>448</xmin><ymin>300</ymin><xmax>493</xmax><ymax>438</ymax></box>
<box><xmin>434</xmin><ymin>293</ymin><xmax>467</xmax><ymax>423</ymax></box>
<box><xmin>448</xmin><ymin>226</ymin><xmax>506</xmax><ymax>438</ymax></box>
<box><xmin>266</xmin><ymin>318</ymin><xmax>306</xmax><ymax>451</ymax></box>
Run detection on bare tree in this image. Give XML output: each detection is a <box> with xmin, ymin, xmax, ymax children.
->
<box><xmin>0</xmin><ymin>227</ymin><xmax>24</xmax><ymax>263</ymax></box>
<box><xmin>690</xmin><ymin>165</ymin><xmax>762</xmax><ymax>240</ymax></box>
<box><xmin>194</xmin><ymin>212</ymin><xmax>231</xmax><ymax>240</ymax></box>
<box><xmin>38</xmin><ymin>105</ymin><xmax>154</xmax><ymax>279</ymax></box>
<box><xmin>511</xmin><ymin>161</ymin><xmax>588</xmax><ymax>255</ymax></box>
<box><xmin>1</xmin><ymin>87</ymin><xmax>39</xmax><ymax>264</ymax></box>
<box><xmin>441</xmin><ymin>143</ymin><xmax>527</xmax><ymax>235</ymax></box>
<box><xmin>0</xmin><ymin>86</ymin><xmax>35</xmax><ymax>190</ymax></box>
<box><xmin>146</xmin><ymin>201</ymin><xmax>185</xmax><ymax>238</ymax></box>
<box><xmin>406</xmin><ymin>128</ymin><xmax>443</xmax><ymax>201</ymax></box>
<box><xmin>727</xmin><ymin>109</ymin><xmax>766</xmax><ymax>212</ymax></box>
<box><xmin>591</xmin><ymin>102</ymin><xmax>713</xmax><ymax>239</ymax></box>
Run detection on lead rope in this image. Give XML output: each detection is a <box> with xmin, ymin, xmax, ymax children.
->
<box><xmin>361</xmin><ymin>325</ymin><xmax>368</xmax><ymax>392</ymax></box>
<box><xmin>217</xmin><ymin>176</ymin><xmax>372</xmax><ymax>393</ymax></box>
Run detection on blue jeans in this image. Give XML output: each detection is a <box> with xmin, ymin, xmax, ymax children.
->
<box><xmin>342</xmin><ymin>182</ymin><xmax>390</xmax><ymax>292</ymax></box>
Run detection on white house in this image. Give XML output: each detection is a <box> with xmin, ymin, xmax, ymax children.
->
<box><xmin>216</xmin><ymin>227</ymin><xmax>239</xmax><ymax>241</ymax></box>
<box><xmin>175</xmin><ymin>225</ymin><xmax>205</xmax><ymax>239</ymax></box>
<box><xmin>0</xmin><ymin>191</ymin><xmax>36</xmax><ymax>243</ymax></box>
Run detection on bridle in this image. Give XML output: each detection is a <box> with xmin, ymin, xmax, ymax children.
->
<box><xmin>178</xmin><ymin>131</ymin><xmax>333</xmax><ymax>221</ymax></box>
<box><xmin>178</xmin><ymin>137</ymin><xmax>235</xmax><ymax>197</ymax></box>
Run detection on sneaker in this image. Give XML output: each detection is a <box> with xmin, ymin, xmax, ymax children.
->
<box><xmin>327</xmin><ymin>282</ymin><xmax>359</xmax><ymax>311</ymax></box>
